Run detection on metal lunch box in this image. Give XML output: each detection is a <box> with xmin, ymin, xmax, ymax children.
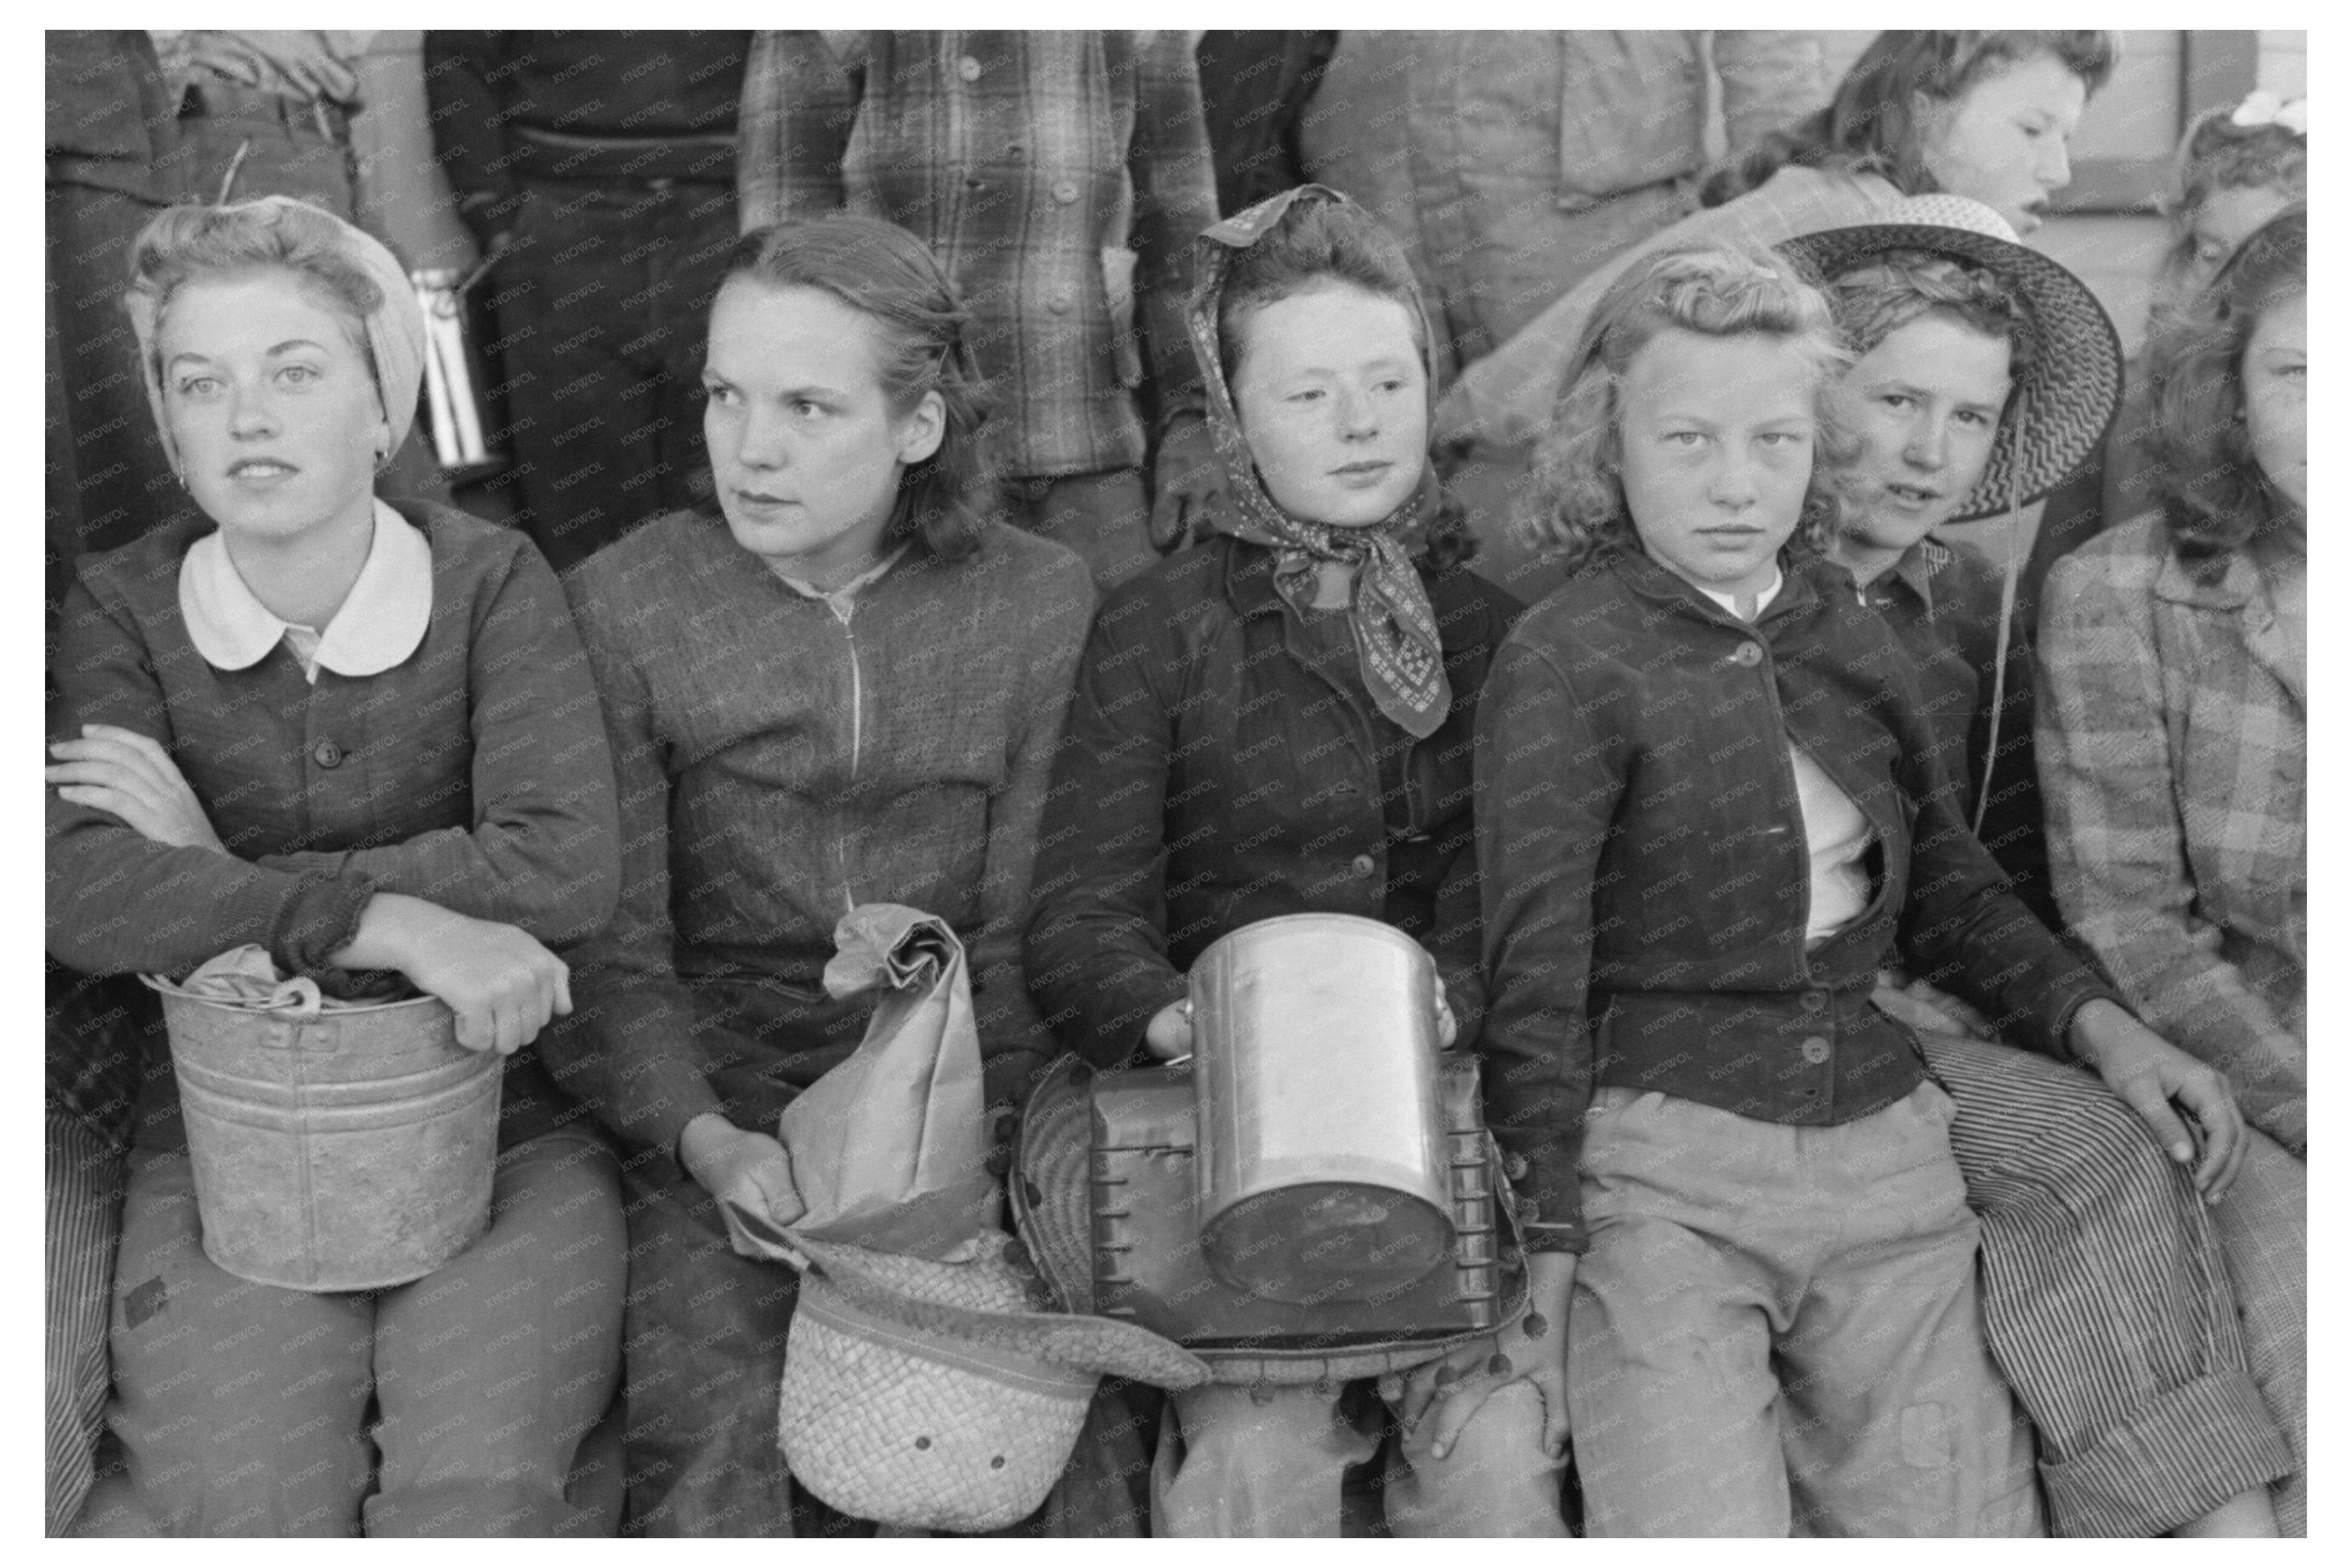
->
<box><xmin>1188</xmin><ymin>914</ymin><xmax>1455</xmax><ymax>1303</ymax></box>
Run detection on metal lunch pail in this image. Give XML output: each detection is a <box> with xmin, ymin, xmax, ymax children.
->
<box><xmin>144</xmin><ymin>982</ymin><xmax>502</xmax><ymax>1292</ymax></box>
<box><xmin>1188</xmin><ymin>914</ymin><xmax>1454</xmax><ymax>1304</ymax></box>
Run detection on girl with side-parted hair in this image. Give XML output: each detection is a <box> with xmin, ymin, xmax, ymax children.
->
<box><xmin>544</xmin><ymin>213</ymin><xmax>1096</xmax><ymax>1536</ymax></box>
<box><xmin>45</xmin><ymin>195</ymin><xmax>628</xmax><ymax>1536</ymax></box>
<box><xmin>2040</xmin><ymin>209</ymin><xmax>2308</xmax><ymax>1531</ymax></box>
<box><xmin>1474</xmin><ymin>240</ymin><xmax>2241</xmax><ymax>1536</ymax></box>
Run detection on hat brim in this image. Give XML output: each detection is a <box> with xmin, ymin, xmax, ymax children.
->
<box><xmin>777</xmin><ymin>1229</ymin><xmax>1210</xmax><ymax>1391</ymax></box>
<box><xmin>1779</xmin><ymin>222</ymin><xmax>2124</xmax><ymax>521</ymax></box>
<box><xmin>1009</xmin><ymin>1054</ymin><xmax>1101</xmax><ymax>1316</ymax></box>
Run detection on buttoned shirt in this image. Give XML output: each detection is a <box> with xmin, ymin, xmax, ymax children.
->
<box><xmin>737</xmin><ymin>30</ymin><xmax>1217</xmax><ymax>480</ymax></box>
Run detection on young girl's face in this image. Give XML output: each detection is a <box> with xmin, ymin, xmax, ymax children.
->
<box><xmin>1230</xmin><ymin>282</ymin><xmax>1428</xmax><ymax>528</ymax></box>
<box><xmin>2188</xmin><ymin>184</ymin><xmax>2297</xmax><ymax>290</ymax></box>
<box><xmin>1914</xmin><ymin>51</ymin><xmax>2087</xmax><ymax>236</ymax></box>
<box><xmin>1839</xmin><ymin>312</ymin><xmax>2012</xmax><ymax>555</ymax></box>
<box><xmin>2242</xmin><ymin>289</ymin><xmax>2306</xmax><ymax>514</ymax></box>
<box><xmin>704</xmin><ymin>278</ymin><xmax>943</xmax><ymax>583</ymax></box>
<box><xmin>1617</xmin><ymin>327</ymin><xmax>1820</xmax><ymax>600</ymax></box>
<box><xmin>158</xmin><ymin>270</ymin><xmax>387</xmax><ymax>548</ymax></box>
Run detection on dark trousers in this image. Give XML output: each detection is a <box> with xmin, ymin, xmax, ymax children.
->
<box><xmin>478</xmin><ymin>177</ymin><xmax>737</xmax><ymax>571</ymax></box>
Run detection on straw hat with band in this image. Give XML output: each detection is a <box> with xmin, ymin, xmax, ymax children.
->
<box><xmin>724</xmin><ymin>1209</ymin><xmax>1208</xmax><ymax>1533</ymax></box>
<box><xmin>125</xmin><ymin>194</ymin><xmax>428</xmax><ymax>475</ymax></box>
<box><xmin>1777</xmin><ymin>195</ymin><xmax>2124</xmax><ymax>831</ymax></box>
<box><xmin>1009</xmin><ymin>1054</ymin><xmax>1535</xmax><ymax>1388</ymax></box>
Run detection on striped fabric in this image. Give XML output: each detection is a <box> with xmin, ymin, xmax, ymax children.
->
<box><xmin>45</xmin><ymin>1105</ymin><xmax>124</xmax><ymax>1536</ymax></box>
<box><xmin>1917</xmin><ymin>1031</ymin><xmax>2294</xmax><ymax>1536</ymax></box>
<box><xmin>2038</xmin><ymin>516</ymin><xmax>2306</xmax><ymax>1154</ymax></box>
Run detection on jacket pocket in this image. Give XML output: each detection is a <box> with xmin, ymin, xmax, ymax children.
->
<box><xmin>1101</xmin><ymin>245</ymin><xmax>1143</xmax><ymax>389</ymax></box>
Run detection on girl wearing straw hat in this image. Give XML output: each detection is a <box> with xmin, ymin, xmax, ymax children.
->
<box><xmin>2040</xmin><ymin>207</ymin><xmax>2308</xmax><ymax>1535</ymax></box>
<box><xmin>44</xmin><ymin>196</ymin><xmax>628</xmax><ymax>1535</ymax></box>
<box><xmin>1785</xmin><ymin>195</ymin><xmax>2292</xmax><ymax>1537</ymax></box>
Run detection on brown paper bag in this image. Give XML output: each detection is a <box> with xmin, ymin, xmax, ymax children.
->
<box><xmin>775</xmin><ymin>904</ymin><xmax>999</xmax><ymax>1260</ymax></box>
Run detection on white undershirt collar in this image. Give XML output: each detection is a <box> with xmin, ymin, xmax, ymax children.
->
<box><xmin>1697</xmin><ymin>565</ymin><xmax>1785</xmax><ymax>623</ymax></box>
<box><xmin>178</xmin><ymin>500</ymin><xmax>433</xmax><ymax>684</ymax></box>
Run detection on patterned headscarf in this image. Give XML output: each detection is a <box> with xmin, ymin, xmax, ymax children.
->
<box><xmin>125</xmin><ymin>195</ymin><xmax>427</xmax><ymax>472</ymax></box>
<box><xmin>1185</xmin><ymin>185</ymin><xmax>1452</xmax><ymax>740</ymax></box>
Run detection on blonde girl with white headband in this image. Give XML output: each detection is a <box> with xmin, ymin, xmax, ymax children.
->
<box><xmin>45</xmin><ymin>196</ymin><xmax>628</xmax><ymax>1536</ymax></box>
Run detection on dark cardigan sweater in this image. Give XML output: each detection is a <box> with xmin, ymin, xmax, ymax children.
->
<box><xmin>45</xmin><ymin>500</ymin><xmax>621</xmax><ymax>1152</ymax></box>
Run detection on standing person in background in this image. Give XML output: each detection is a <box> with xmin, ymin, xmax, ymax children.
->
<box><xmin>425</xmin><ymin>30</ymin><xmax>751</xmax><ymax>571</ymax></box>
<box><xmin>1298</xmin><ymin>32</ymin><xmax>1826</xmax><ymax>395</ymax></box>
<box><xmin>737</xmin><ymin>31</ymin><xmax>1222</xmax><ymax>587</ymax></box>
<box><xmin>2040</xmin><ymin>209</ymin><xmax>2306</xmax><ymax>1534</ymax></box>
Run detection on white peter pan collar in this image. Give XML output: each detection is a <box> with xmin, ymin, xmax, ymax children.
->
<box><xmin>179</xmin><ymin>500</ymin><xmax>433</xmax><ymax>681</ymax></box>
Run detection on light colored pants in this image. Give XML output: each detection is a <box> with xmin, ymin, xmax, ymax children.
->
<box><xmin>89</xmin><ymin>1131</ymin><xmax>626</xmax><ymax>1536</ymax></box>
<box><xmin>2208</xmin><ymin>1129</ymin><xmax>2305</xmax><ymax>1536</ymax></box>
<box><xmin>1150</xmin><ymin>1375</ymin><xmax>1567</xmax><ymax>1536</ymax></box>
<box><xmin>1569</xmin><ymin>1083</ymin><xmax>2042</xmax><ymax>1538</ymax></box>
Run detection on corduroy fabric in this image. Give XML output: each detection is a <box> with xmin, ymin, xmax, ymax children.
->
<box><xmin>44</xmin><ymin>1105</ymin><xmax>122</xmax><ymax>1537</ymax></box>
<box><xmin>2207</xmin><ymin>1130</ymin><xmax>2306</xmax><ymax>1535</ymax></box>
<box><xmin>1917</xmin><ymin>1029</ymin><xmax>2293</xmax><ymax>1535</ymax></box>
<box><xmin>2039</xmin><ymin>516</ymin><xmax>2305</xmax><ymax>1154</ymax></box>
<box><xmin>551</xmin><ymin>510</ymin><xmax>1094</xmax><ymax>1163</ymax></box>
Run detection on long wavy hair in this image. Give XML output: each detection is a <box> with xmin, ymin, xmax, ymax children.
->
<box><xmin>1703</xmin><ymin>32</ymin><xmax>2117</xmax><ymax>208</ymax></box>
<box><xmin>711</xmin><ymin>216</ymin><xmax>996</xmax><ymax>560</ymax></box>
<box><xmin>1203</xmin><ymin>192</ymin><xmax>1475</xmax><ymax>569</ymax></box>
<box><xmin>1521</xmin><ymin>243</ymin><xmax>1857</xmax><ymax>573</ymax></box>
<box><xmin>2142</xmin><ymin>207</ymin><xmax>2305</xmax><ymax>575</ymax></box>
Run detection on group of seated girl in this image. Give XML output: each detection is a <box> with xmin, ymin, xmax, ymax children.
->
<box><xmin>46</xmin><ymin>140</ymin><xmax>2303</xmax><ymax>1538</ymax></box>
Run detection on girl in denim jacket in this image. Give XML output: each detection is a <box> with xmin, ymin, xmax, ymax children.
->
<box><xmin>1471</xmin><ymin>243</ymin><xmax>2247</xmax><ymax>1536</ymax></box>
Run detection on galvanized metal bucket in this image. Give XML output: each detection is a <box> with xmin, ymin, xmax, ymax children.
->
<box><xmin>1188</xmin><ymin>914</ymin><xmax>1454</xmax><ymax>1304</ymax></box>
<box><xmin>145</xmin><ymin>983</ymin><xmax>502</xmax><ymax>1292</ymax></box>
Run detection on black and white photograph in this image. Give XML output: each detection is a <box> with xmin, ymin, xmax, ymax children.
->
<box><xmin>40</xmin><ymin>18</ymin><xmax>2314</xmax><ymax>1541</ymax></box>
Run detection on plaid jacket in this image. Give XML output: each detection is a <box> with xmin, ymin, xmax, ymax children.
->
<box><xmin>737</xmin><ymin>30</ymin><xmax>1216</xmax><ymax>480</ymax></box>
<box><xmin>2038</xmin><ymin>514</ymin><xmax>2306</xmax><ymax>1153</ymax></box>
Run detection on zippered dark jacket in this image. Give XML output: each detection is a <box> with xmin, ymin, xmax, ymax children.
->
<box><xmin>1475</xmin><ymin>548</ymin><xmax>2117</xmax><ymax>1252</ymax></box>
<box><xmin>1026</xmin><ymin>534</ymin><xmax>1523</xmax><ymax>1067</ymax></box>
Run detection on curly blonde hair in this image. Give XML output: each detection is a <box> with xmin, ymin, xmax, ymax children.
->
<box><xmin>1521</xmin><ymin>244</ymin><xmax>1856</xmax><ymax>572</ymax></box>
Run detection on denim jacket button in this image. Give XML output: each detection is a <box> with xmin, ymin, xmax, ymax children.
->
<box><xmin>1731</xmin><ymin>642</ymin><xmax>1763</xmax><ymax>667</ymax></box>
<box><xmin>1350</xmin><ymin>853</ymin><xmax>1377</xmax><ymax>877</ymax></box>
<box><xmin>1799</xmin><ymin>1035</ymin><xmax>1832</xmax><ymax>1064</ymax></box>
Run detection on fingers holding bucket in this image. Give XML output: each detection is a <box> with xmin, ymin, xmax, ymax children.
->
<box><xmin>334</xmin><ymin>893</ymin><xmax>569</xmax><ymax>1054</ymax></box>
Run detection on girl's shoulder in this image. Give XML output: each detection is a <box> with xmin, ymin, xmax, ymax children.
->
<box><xmin>71</xmin><ymin>514</ymin><xmax>208</xmax><ymax>618</ymax></box>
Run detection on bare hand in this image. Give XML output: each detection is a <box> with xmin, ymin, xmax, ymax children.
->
<box><xmin>1379</xmin><ymin>1301</ymin><xmax>1567</xmax><ymax>1461</ymax></box>
<box><xmin>1143</xmin><ymin>997</ymin><xmax>1194</xmax><ymax>1061</ymax></box>
<box><xmin>187</xmin><ymin>30</ymin><xmax>359</xmax><ymax>105</ymax></box>
<box><xmin>2069</xmin><ymin>999</ymin><xmax>2247</xmax><ymax>1202</ymax></box>
<box><xmin>47</xmin><ymin>724</ymin><xmax>224</xmax><ymax>852</ymax></box>
<box><xmin>681</xmin><ymin>1115</ymin><xmax>807</xmax><ymax>1256</ymax></box>
<box><xmin>1432</xmin><ymin>975</ymin><xmax>1459</xmax><ymax>1050</ymax></box>
<box><xmin>336</xmin><ymin>894</ymin><xmax>570</xmax><ymax>1055</ymax></box>
<box><xmin>1147</xmin><ymin>414</ymin><xmax>1223</xmax><ymax>554</ymax></box>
